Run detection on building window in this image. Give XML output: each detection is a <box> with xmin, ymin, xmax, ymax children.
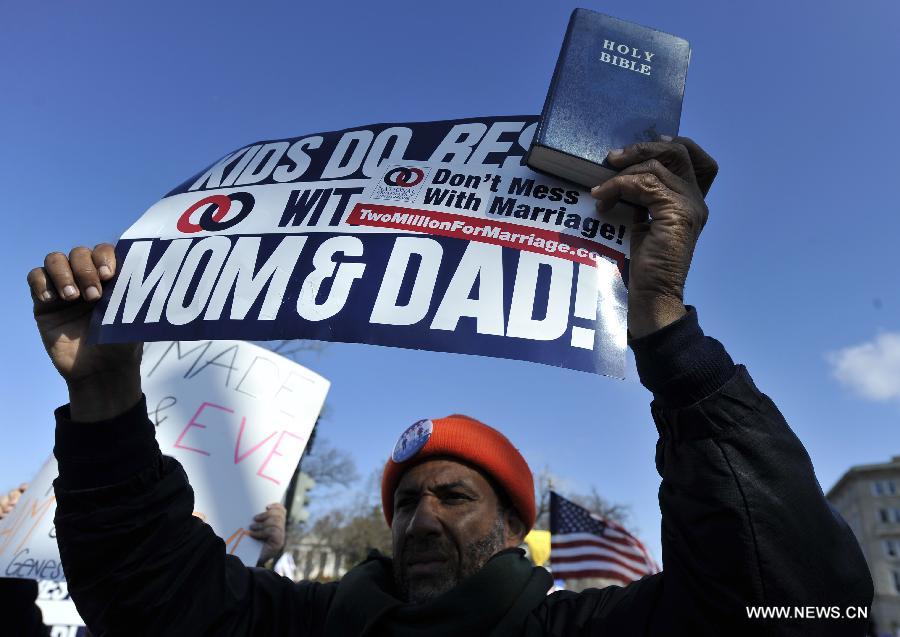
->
<box><xmin>872</xmin><ymin>480</ymin><xmax>898</xmax><ymax>496</ymax></box>
<box><xmin>895</xmin><ymin>508</ymin><xmax>900</xmax><ymax>523</ymax></box>
<box><xmin>894</xmin><ymin>570</ymin><xmax>900</xmax><ymax>594</ymax></box>
<box><xmin>886</xmin><ymin>540</ymin><xmax>899</xmax><ymax>558</ymax></box>
<box><xmin>881</xmin><ymin>508</ymin><xmax>891</xmax><ymax>523</ymax></box>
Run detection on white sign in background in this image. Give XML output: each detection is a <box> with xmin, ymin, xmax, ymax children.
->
<box><xmin>0</xmin><ymin>340</ymin><xmax>329</xmax><ymax>583</ymax></box>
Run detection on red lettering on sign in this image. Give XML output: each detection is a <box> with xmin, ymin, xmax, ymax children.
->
<box><xmin>256</xmin><ymin>431</ymin><xmax>303</xmax><ymax>485</ymax></box>
<box><xmin>224</xmin><ymin>527</ymin><xmax>251</xmax><ymax>555</ymax></box>
<box><xmin>233</xmin><ymin>416</ymin><xmax>277</xmax><ymax>465</ymax></box>
<box><xmin>174</xmin><ymin>401</ymin><xmax>232</xmax><ymax>456</ymax></box>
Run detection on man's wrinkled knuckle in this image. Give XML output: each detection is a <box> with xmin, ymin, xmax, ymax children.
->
<box><xmin>646</xmin><ymin>159</ymin><xmax>664</xmax><ymax>173</ymax></box>
<box><xmin>672</xmin><ymin>220</ymin><xmax>697</xmax><ymax>240</ymax></box>
<box><xmin>639</xmin><ymin>173</ymin><xmax>663</xmax><ymax>191</ymax></box>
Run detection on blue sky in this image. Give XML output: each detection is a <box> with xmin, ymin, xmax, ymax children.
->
<box><xmin>2</xmin><ymin>0</ymin><xmax>898</xmax><ymax>560</ymax></box>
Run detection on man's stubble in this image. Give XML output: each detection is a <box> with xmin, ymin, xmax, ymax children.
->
<box><xmin>394</xmin><ymin>516</ymin><xmax>506</xmax><ymax>604</ymax></box>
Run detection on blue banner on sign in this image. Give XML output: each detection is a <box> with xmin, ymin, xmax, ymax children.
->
<box><xmin>90</xmin><ymin>116</ymin><xmax>630</xmax><ymax>377</ymax></box>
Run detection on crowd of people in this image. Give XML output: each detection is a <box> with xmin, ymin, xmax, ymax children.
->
<box><xmin>5</xmin><ymin>136</ymin><xmax>875</xmax><ymax>635</ymax></box>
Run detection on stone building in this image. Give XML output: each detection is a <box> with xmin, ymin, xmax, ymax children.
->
<box><xmin>286</xmin><ymin>534</ymin><xmax>348</xmax><ymax>582</ymax></box>
<box><xmin>828</xmin><ymin>456</ymin><xmax>900</xmax><ymax>636</ymax></box>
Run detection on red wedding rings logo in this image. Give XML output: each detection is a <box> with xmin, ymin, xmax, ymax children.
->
<box><xmin>382</xmin><ymin>167</ymin><xmax>425</xmax><ymax>188</ymax></box>
<box><xmin>176</xmin><ymin>192</ymin><xmax>256</xmax><ymax>233</ymax></box>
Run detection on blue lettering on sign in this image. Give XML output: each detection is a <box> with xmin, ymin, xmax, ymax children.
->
<box><xmin>5</xmin><ymin>548</ymin><xmax>64</xmax><ymax>580</ymax></box>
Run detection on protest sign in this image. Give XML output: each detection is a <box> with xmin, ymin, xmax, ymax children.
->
<box><xmin>0</xmin><ymin>340</ymin><xmax>329</xmax><ymax>581</ymax></box>
<box><xmin>0</xmin><ymin>458</ymin><xmax>62</xmax><ymax>581</ymax></box>
<box><xmin>91</xmin><ymin>116</ymin><xmax>631</xmax><ymax>377</ymax></box>
<box><xmin>142</xmin><ymin>339</ymin><xmax>329</xmax><ymax>564</ymax></box>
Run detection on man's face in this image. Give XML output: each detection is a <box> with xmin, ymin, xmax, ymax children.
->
<box><xmin>391</xmin><ymin>459</ymin><xmax>523</xmax><ymax>603</ymax></box>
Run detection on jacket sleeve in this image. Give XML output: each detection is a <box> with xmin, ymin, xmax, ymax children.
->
<box><xmin>52</xmin><ymin>398</ymin><xmax>336</xmax><ymax>636</ymax></box>
<box><xmin>0</xmin><ymin>578</ymin><xmax>50</xmax><ymax>637</ymax></box>
<box><xmin>545</xmin><ymin>308</ymin><xmax>873</xmax><ymax>636</ymax></box>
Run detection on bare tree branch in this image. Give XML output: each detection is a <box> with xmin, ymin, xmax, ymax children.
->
<box><xmin>310</xmin><ymin>504</ymin><xmax>392</xmax><ymax>566</ymax></box>
<box><xmin>533</xmin><ymin>465</ymin><xmax>630</xmax><ymax>530</ymax></box>
<box><xmin>296</xmin><ymin>467</ymin><xmax>393</xmax><ymax>569</ymax></box>
<box><xmin>300</xmin><ymin>439</ymin><xmax>359</xmax><ymax>488</ymax></box>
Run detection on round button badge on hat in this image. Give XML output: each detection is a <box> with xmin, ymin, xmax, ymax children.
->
<box><xmin>391</xmin><ymin>419</ymin><xmax>433</xmax><ymax>463</ymax></box>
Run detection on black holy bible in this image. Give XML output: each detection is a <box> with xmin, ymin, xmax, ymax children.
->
<box><xmin>527</xmin><ymin>9</ymin><xmax>691</xmax><ymax>188</ymax></box>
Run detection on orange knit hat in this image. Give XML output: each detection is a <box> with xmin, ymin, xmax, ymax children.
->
<box><xmin>381</xmin><ymin>414</ymin><xmax>535</xmax><ymax>530</ymax></box>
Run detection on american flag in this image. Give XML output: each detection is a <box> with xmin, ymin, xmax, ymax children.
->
<box><xmin>549</xmin><ymin>491</ymin><xmax>660</xmax><ymax>585</ymax></box>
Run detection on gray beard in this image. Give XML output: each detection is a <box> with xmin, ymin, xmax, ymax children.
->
<box><xmin>394</xmin><ymin>517</ymin><xmax>506</xmax><ymax>604</ymax></box>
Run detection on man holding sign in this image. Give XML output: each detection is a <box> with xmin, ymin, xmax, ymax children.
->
<box><xmin>27</xmin><ymin>138</ymin><xmax>872</xmax><ymax>635</ymax></box>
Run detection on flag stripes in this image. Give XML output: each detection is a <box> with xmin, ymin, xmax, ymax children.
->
<box><xmin>549</xmin><ymin>491</ymin><xmax>659</xmax><ymax>586</ymax></box>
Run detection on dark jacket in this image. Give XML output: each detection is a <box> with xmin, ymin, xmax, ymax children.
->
<box><xmin>0</xmin><ymin>578</ymin><xmax>51</xmax><ymax>637</ymax></box>
<box><xmin>52</xmin><ymin>309</ymin><xmax>873</xmax><ymax>635</ymax></box>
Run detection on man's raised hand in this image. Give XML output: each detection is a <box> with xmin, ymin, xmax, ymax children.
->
<box><xmin>592</xmin><ymin>137</ymin><xmax>719</xmax><ymax>338</ymax></box>
<box><xmin>27</xmin><ymin>244</ymin><xmax>142</xmax><ymax>422</ymax></box>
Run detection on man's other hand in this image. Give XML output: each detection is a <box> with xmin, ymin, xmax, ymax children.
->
<box><xmin>27</xmin><ymin>244</ymin><xmax>142</xmax><ymax>421</ymax></box>
<box><xmin>592</xmin><ymin>137</ymin><xmax>719</xmax><ymax>338</ymax></box>
<box><xmin>251</xmin><ymin>503</ymin><xmax>287</xmax><ymax>565</ymax></box>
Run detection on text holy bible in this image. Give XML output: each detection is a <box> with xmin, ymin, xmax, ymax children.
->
<box><xmin>527</xmin><ymin>9</ymin><xmax>691</xmax><ymax>188</ymax></box>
